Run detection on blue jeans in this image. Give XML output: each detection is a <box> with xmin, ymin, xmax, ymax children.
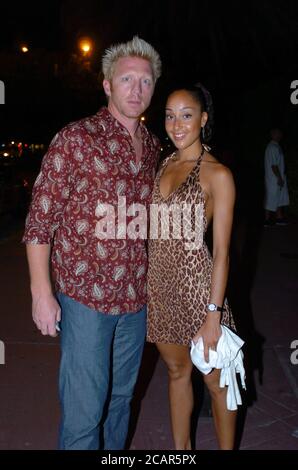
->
<box><xmin>56</xmin><ymin>293</ymin><xmax>146</xmax><ymax>450</ymax></box>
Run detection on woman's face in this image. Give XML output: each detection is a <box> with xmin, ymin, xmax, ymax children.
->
<box><xmin>165</xmin><ymin>90</ymin><xmax>208</xmax><ymax>152</ymax></box>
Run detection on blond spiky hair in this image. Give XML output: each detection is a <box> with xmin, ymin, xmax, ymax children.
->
<box><xmin>102</xmin><ymin>36</ymin><xmax>162</xmax><ymax>83</ymax></box>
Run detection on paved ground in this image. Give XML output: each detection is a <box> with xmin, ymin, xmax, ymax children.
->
<box><xmin>0</xmin><ymin>216</ymin><xmax>297</xmax><ymax>450</ymax></box>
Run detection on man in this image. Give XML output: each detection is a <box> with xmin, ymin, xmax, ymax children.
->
<box><xmin>264</xmin><ymin>128</ymin><xmax>289</xmax><ymax>226</ymax></box>
<box><xmin>23</xmin><ymin>36</ymin><xmax>161</xmax><ymax>450</ymax></box>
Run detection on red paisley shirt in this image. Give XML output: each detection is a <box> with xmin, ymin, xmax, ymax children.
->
<box><xmin>23</xmin><ymin>107</ymin><xmax>160</xmax><ymax>314</ymax></box>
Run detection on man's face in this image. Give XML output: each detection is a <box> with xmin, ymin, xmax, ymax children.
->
<box><xmin>272</xmin><ymin>128</ymin><xmax>283</xmax><ymax>142</ymax></box>
<box><xmin>103</xmin><ymin>56</ymin><xmax>155</xmax><ymax>120</ymax></box>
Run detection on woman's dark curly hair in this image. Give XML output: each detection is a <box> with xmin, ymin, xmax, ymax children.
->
<box><xmin>189</xmin><ymin>83</ymin><xmax>214</xmax><ymax>143</ymax></box>
<box><xmin>168</xmin><ymin>82</ymin><xmax>214</xmax><ymax>143</ymax></box>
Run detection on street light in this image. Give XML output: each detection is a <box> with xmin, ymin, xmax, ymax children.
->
<box><xmin>20</xmin><ymin>44</ymin><xmax>29</xmax><ymax>53</ymax></box>
<box><xmin>78</xmin><ymin>37</ymin><xmax>93</xmax><ymax>57</ymax></box>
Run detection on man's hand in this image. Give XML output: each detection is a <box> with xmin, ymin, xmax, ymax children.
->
<box><xmin>278</xmin><ymin>177</ymin><xmax>284</xmax><ymax>188</ymax></box>
<box><xmin>32</xmin><ymin>293</ymin><xmax>61</xmax><ymax>337</ymax></box>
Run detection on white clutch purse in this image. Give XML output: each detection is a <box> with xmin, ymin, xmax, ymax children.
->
<box><xmin>190</xmin><ymin>325</ymin><xmax>246</xmax><ymax>410</ymax></box>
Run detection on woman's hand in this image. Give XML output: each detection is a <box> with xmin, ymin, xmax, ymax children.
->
<box><xmin>192</xmin><ymin>314</ymin><xmax>222</xmax><ymax>363</ymax></box>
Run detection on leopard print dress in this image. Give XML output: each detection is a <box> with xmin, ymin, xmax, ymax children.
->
<box><xmin>146</xmin><ymin>152</ymin><xmax>234</xmax><ymax>346</ymax></box>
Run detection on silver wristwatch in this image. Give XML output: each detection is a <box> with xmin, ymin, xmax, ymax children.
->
<box><xmin>207</xmin><ymin>303</ymin><xmax>224</xmax><ymax>313</ymax></box>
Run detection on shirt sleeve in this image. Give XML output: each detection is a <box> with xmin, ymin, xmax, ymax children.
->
<box><xmin>22</xmin><ymin>127</ymin><xmax>76</xmax><ymax>244</ymax></box>
<box><xmin>266</xmin><ymin>144</ymin><xmax>280</xmax><ymax>167</ymax></box>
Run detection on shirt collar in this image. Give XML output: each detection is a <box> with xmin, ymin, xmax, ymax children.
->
<box><xmin>96</xmin><ymin>106</ymin><xmax>150</xmax><ymax>141</ymax></box>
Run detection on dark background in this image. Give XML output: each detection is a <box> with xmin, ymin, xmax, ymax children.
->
<box><xmin>1</xmin><ymin>0</ymin><xmax>298</xmax><ymax>213</ymax></box>
<box><xmin>0</xmin><ymin>0</ymin><xmax>297</xmax><ymax>435</ymax></box>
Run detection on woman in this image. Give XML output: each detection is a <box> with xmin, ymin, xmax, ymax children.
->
<box><xmin>147</xmin><ymin>84</ymin><xmax>237</xmax><ymax>450</ymax></box>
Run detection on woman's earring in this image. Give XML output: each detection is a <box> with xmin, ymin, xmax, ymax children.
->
<box><xmin>201</xmin><ymin>126</ymin><xmax>206</xmax><ymax>141</ymax></box>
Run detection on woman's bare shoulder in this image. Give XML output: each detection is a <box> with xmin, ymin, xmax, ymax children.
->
<box><xmin>202</xmin><ymin>150</ymin><xmax>218</xmax><ymax>164</ymax></box>
<box><xmin>202</xmin><ymin>153</ymin><xmax>234</xmax><ymax>197</ymax></box>
<box><xmin>203</xmin><ymin>152</ymin><xmax>232</xmax><ymax>176</ymax></box>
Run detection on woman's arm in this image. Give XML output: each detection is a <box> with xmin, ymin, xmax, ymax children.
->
<box><xmin>193</xmin><ymin>165</ymin><xmax>235</xmax><ymax>361</ymax></box>
<box><xmin>210</xmin><ymin>165</ymin><xmax>235</xmax><ymax>308</ymax></box>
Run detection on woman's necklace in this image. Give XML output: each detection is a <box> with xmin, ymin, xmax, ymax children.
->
<box><xmin>172</xmin><ymin>145</ymin><xmax>205</xmax><ymax>163</ymax></box>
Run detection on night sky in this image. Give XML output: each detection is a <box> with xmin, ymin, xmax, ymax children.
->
<box><xmin>1</xmin><ymin>0</ymin><xmax>298</xmax><ymax>150</ymax></box>
<box><xmin>1</xmin><ymin>2</ymin><xmax>62</xmax><ymax>50</ymax></box>
<box><xmin>2</xmin><ymin>1</ymin><xmax>298</xmax><ymax>84</ymax></box>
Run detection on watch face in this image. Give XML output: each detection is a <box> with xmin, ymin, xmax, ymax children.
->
<box><xmin>208</xmin><ymin>303</ymin><xmax>216</xmax><ymax>311</ymax></box>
